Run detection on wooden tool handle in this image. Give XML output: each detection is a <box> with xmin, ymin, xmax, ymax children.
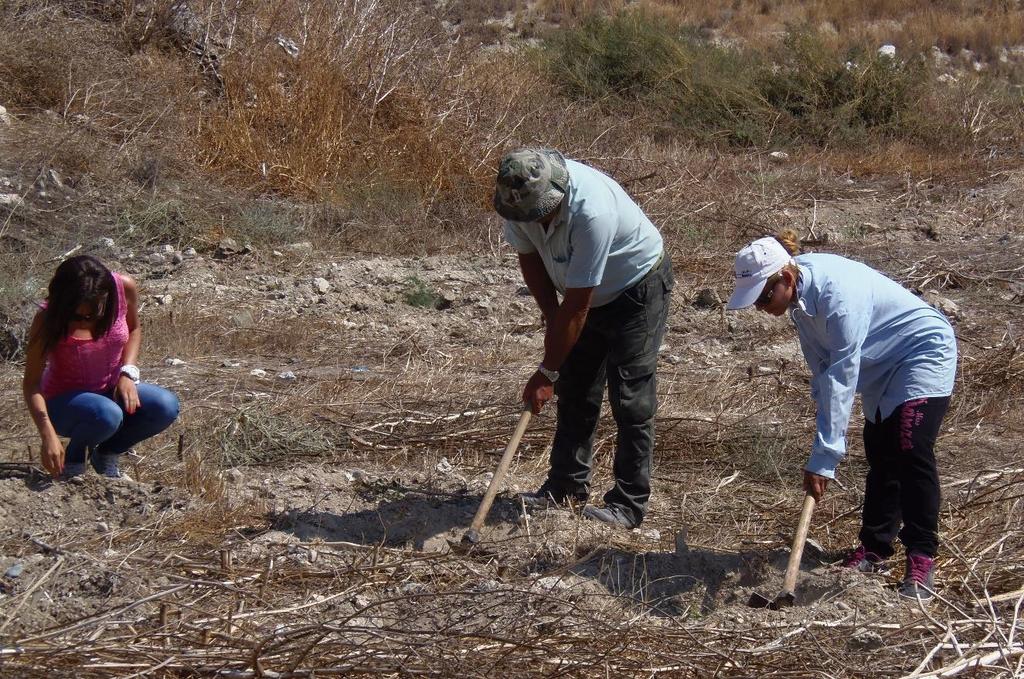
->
<box><xmin>466</xmin><ymin>409</ymin><xmax>532</xmax><ymax>535</ymax></box>
<box><xmin>781</xmin><ymin>493</ymin><xmax>817</xmax><ymax>593</ymax></box>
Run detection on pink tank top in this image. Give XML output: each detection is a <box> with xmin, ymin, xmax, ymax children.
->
<box><xmin>41</xmin><ymin>273</ymin><xmax>130</xmax><ymax>398</ymax></box>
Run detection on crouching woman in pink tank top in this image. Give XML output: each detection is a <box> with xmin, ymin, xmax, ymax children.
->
<box><xmin>22</xmin><ymin>255</ymin><xmax>179</xmax><ymax>480</ymax></box>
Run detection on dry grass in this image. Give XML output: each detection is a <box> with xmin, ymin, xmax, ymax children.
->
<box><xmin>660</xmin><ymin>0</ymin><xmax>1024</xmax><ymax>60</ymax></box>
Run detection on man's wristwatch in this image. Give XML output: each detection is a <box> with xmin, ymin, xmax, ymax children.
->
<box><xmin>537</xmin><ymin>363</ymin><xmax>559</xmax><ymax>383</ymax></box>
<box><xmin>120</xmin><ymin>364</ymin><xmax>141</xmax><ymax>384</ymax></box>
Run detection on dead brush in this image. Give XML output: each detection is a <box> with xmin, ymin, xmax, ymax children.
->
<box><xmin>197</xmin><ymin>0</ymin><xmax>479</xmax><ymax>198</ymax></box>
<box><xmin>957</xmin><ymin>338</ymin><xmax>1024</xmax><ymax>421</ymax></box>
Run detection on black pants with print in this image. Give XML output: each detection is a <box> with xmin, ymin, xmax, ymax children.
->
<box><xmin>859</xmin><ymin>396</ymin><xmax>950</xmax><ymax>558</ymax></box>
<box><xmin>546</xmin><ymin>256</ymin><xmax>674</xmax><ymax>526</ymax></box>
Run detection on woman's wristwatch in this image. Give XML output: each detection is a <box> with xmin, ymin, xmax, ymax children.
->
<box><xmin>120</xmin><ymin>364</ymin><xmax>141</xmax><ymax>384</ymax></box>
<box><xmin>537</xmin><ymin>363</ymin><xmax>559</xmax><ymax>383</ymax></box>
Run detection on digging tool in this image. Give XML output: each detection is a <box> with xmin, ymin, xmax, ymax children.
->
<box><xmin>749</xmin><ymin>492</ymin><xmax>817</xmax><ymax>610</ymax></box>
<box><xmin>460</xmin><ymin>408</ymin><xmax>532</xmax><ymax>547</ymax></box>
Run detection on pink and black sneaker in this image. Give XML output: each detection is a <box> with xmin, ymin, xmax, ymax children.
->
<box><xmin>899</xmin><ymin>551</ymin><xmax>936</xmax><ymax>601</ymax></box>
<box><xmin>843</xmin><ymin>544</ymin><xmax>890</xmax><ymax>573</ymax></box>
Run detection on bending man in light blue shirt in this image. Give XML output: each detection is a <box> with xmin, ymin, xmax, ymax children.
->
<box><xmin>494</xmin><ymin>148</ymin><xmax>672</xmax><ymax>529</ymax></box>
<box><xmin>727</xmin><ymin>230</ymin><xmax>957</xmax><ymax>602</ymax></box>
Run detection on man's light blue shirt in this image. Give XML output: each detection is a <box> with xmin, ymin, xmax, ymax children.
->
<box><xmin>791</xmin><ymin>254</ymin><xmax>957</xmax><ymax>478</ymax></box>
<box><xmin>502</xmin><ymin>159</ymin><xmax>663</xmax><ymax>307</ymax></box>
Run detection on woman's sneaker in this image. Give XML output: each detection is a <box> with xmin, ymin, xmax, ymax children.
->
<box><xmin>843</xmin><ymin>544</ymin><xmax>891</xmax><ymax>573</ymax></box>
<box><xmin>90</xmin><ymin>452</ymin><xmax>128</xmax><ymax>479</ymax></box>
<box><xmin>899</xmin><ymin>551</ymin><xmax>936</xmax><ymax>601</ymax></box>
<box><xmin>61</xmin><ymin>462</ymin><xmax>87</xmax><ymax>482</ymax></box>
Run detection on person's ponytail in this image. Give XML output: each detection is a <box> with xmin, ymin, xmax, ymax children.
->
<box><xmin>775</xmin><ymin>228</ymin><xmax>800</xmax><ymax>256</ymax></box>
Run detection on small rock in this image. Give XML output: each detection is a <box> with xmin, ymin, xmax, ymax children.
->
<box><xmin>693</xmin><ymin>287</ymin><xmax>721</xmax><ymax>309</ymax></box>
<box><xmin>171</xmin><ymin>251</ymin><xmax>184</xmax><ymax>265</ymax></box>
<box><xmin>149</xmin><ymin>253</ymin><xmax>167</xmax><ymax>266</ymax></box>
<box><xmin>215</xmin><ymin>238</ymin><xmax>243</xmax><ymax>259</ymax></box>
<box><xmin>878</xmin><ymin>44</ymin><xmax>896</xmax><ymax>58</ymax></box>
<box><xmin>929</xmin><ymin>46</ymin><xmax>951</xmax><ymax>67</ymax></box>
<box><xmin>232</xmin><ymin>311</ymin><xmax>255</xmax><ymax>329</ymax></box>
<box><xmin>0</xmin><ymin>105</ymin><xmax>11</xmax><ymax>126</ymax></box>
<box><xmin>98</xmin><ymin>237</ymin><xmax>116</xmax><ymax>249</ymax></box>
<box><xmin>5</xmin><ymin>563</ymin><xmax>24</xmax><ymax>578</ymax></box>
<box><xmin>276</xmin><ymin>35</ymin><xmax>300</xmax><ymax>58</ymax></box>
<box><xmin>286</xmin><ymin>241</ymin><xmax>313</xmax><ymax>252</ymax></box>
<box><xmin>399</xmin><ymin>582</ymin><xmax>428</xmax><ymax>597</ymax></box>
<box><xmin>351</xmin><ymin>469</ymin><xmax>376</xmax><ymax>484</ymax></box>
<box><xmin>183</xmin><ymin>247</ymin><xmax>197</xmax><ymax>258</ymax></box>
<box><xmin>277</xmin><ymin>371</ymin><xmax>297</xmax><ymax>381</ymax></box>
<box><xmin>249</xmin><ymin>368</ymin><xmax>268</xmax><ymax>378</ymax></box>
<box><xmin>312</xmin><ymin>277</ymin><xmax>331</xmax><ymax>295</ymax></box>
<box><xmin>155</xmin><ymin>294</ymin><xmax>173</xmax><ymax>305</ymax></box>
<box><xmin>640</xmin><ymin>528</ymin><xmax>661</xmax><ymax>541</ymax></box>
<box><xmin>533</xmin><ymin>576</ymin><xmax>572</xmax><ymax>593</ymax></box>
<box><xmin>848</xmin><ymin>629</ymin><xmax>884</xmax><ymax>651</ymax></box>
<box><xmin>921</xmin><ymin>290</ymin><xmax>961</xmax><ymax>320</ymax></box>
<box><xmin>164</xmin><ymin>357</ymin><xmax>186</xmax><ymax>367</ymax></box>
<box><xmin>435</xmin><ymin>457</ymin><xmax>453</xmax><ymax>474</ymax></box>
<box><xmin>221</xmin><ymin>359</ymin><xmax>242</xmax><ymax>368</ymax></box>
<box><xmin>44</xmin><ymin>169</ymin><xmax>65</xmax><ymax>191</ymax></box>
<box><xmin>352</xmin><ymin>594</ymin><xmax>372</xmax><ymax>609</ymax></box>
<box><xmin>0</xmin><ymin>194</ymin><xmax>23</xmax><ymax>207</ymax></box>
<box><xmin>474</xmin><ymin>579</ymin><xmax>502</xmax><ymax>593</ymax></box>
<box><xmin>223</xmin><ymin>468</ymin><xmax>244</xmax><ymax>485</ymax></box>
<box><xmin>96</xmin><ymin>521</ymin><xmax>109</xmax><ymax>532</ymax></box>
<box><xmin>160</xmin><ymin>244</ymin><xmax>175</xmax><ymax>255</ymax></box>
<box><xmin>768</xmin><ymin>151</ymin><xmax>790</xmax><ymax>163</ymax></box>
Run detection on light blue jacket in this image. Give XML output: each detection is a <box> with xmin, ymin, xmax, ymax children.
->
<box><xmin>503</xmin><ymin>160</ymin><xmax>663</xmax><ymax>307</ymax></box>
<box><xmin>791</xmin><ymin>254</ymin><xmax>957</xmax><ymax>478</ymax></box>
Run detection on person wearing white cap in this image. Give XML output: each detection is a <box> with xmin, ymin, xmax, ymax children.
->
<box><xmin>727</xmin><ymin>230</ymin><xmax>957</xmax><ymax>602</ymax></box>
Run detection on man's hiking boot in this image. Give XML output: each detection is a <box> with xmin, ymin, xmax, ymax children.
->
<box><xmin>843</xmin><ymin>544</ymin><xmax>891</xmax><ymax>574</ymax></box>
<box><xmin>519</xmin><ymin>482</ymin><xmax>587</xmax><ymax>509</ymax></box>
<box><xmin>582</xmin><ymin>504</ymin><xmax>638</xmax><ymax>529</ymax></box>
<box><xmin>898</xmin><ymin>551</ymin><xmax>936</xmax><ymax>602</ymax></box>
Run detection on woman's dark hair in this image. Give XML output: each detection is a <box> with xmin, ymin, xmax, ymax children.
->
<box><xmin>37</xmin><ymin>255</ymin><xmax>117</xmax><ymax>354</ymax></box>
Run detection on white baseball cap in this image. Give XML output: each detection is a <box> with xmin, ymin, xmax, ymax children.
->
<box><xmin>726</xmin><ymin>237</ymin><xmax>794</xmax><ymax>310</ymax></box>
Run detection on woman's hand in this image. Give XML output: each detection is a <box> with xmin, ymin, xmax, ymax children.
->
<box><xmin>803</xmin><ymin>470</ymin><xmax>830</xmax><ymax>501</ymax></box>
<box><xmin>522</xmin><ymin>371</ymin><xmax>555</xmax><ymax>414</ymax></box>
<box><xmin>41</xmin><ymin>435</ymin><xmax>65</xmax><ymax>477</ymax></box>
<box><xmin>115</xmin><ymin>375</ymin><xmax>140</xmax><ymax>415</ymax></box>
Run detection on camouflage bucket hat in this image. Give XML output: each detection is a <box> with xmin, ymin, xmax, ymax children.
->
<box><xmin>493</xmin><ymin>148</ymin><xmax>569</xmax><ymax>222</ymax></box>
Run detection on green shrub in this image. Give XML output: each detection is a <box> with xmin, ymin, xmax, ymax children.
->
<box><xmin>402</xmin><ymin>275</ymin><xmax>445</xmax><ymax>309</ymax></box>
<box><xmin>758</xmin><ymin>29</ymin><xmax>925</xmax><ymax>145</ymax></box>
<box><xmin>231</xmin><ymin>202</ymin><xmax>303</xmax><ymax>245</ymax></box>
<box><xmin>547</xmin><ymin>12</ymin><xmax>943</xmax><ymax>148</ymax></box>
<box><xmin>117</xmin><ymin>199</ymin><xmax>206</xmax><ymax>246</ymax></box>
<box><xmin>546</xmin><ymin>10</ymin><xmax>773</xmax><ymax>146</ymax></box>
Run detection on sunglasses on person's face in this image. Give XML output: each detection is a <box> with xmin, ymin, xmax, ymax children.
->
<box><xmin>754</xmin><ymin>276</ymin><xmax>779</xmax><ymax>308</ymax></box>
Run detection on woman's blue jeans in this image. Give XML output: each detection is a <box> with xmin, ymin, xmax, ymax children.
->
<box><xmin>45</xmin><ymin>383</ymin><xmax>180</xmax><ymax>465</ymax></box>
